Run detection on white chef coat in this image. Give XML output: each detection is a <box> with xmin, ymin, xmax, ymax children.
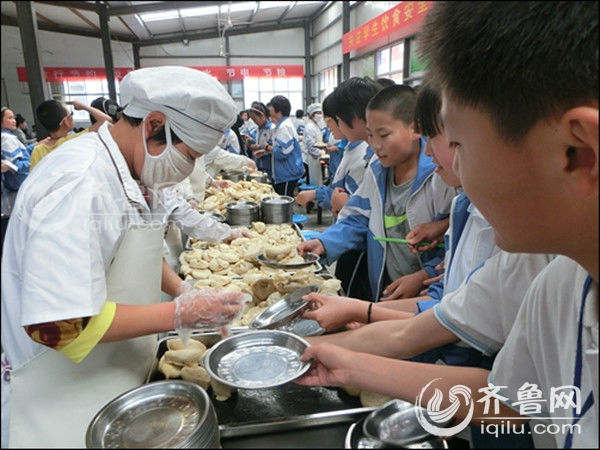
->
<box><xmin>204</xmin><ymin>145</ymin><xmax>253</xmax><ymax>179</ymax></box>
<box><xmin>1</xmin><ymin>122</ymin><xmax>157</xmax><ymax>370</ymax></box>
<box><xmin>434</xmin><ymin>251</ymin><xmax>554</xmax><ymax>356</ymax></box>
<box><xmin>489</xmin><ymin>256</ymin><xmax>598</xmax><ymax>448</ymax></box>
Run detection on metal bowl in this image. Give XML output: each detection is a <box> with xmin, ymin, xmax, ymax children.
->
<box><xmin>226</xmin><ymin>201</ymin><xmax>259</xmax><ymax>226</ymax></box>
<box><xmin>221</xmin><ymin>170</ymin><xmax>245</xmax><ymax>182</ymax></box>
<box><xmin>256</xmin><ymin>252</ymin><xmax>320</xmax><ymax>270</ymax></box>
<box><xmin>203</xmin><ymin>330</ymin><xmax>311</xmax><ymax>389</ymax></box>
<box><xmin>279</xmin><ymin>316</ymin><xmax>325</xmax><ymax>337</ymax></box>
<box><xmin>245</xmin><ymin>172</ymin><xmax>269</xmax><ymax>183</ymax></box>
<box><xmin>261</xmin><ymin>195</ymin><xmax>294</xmax><ymax>224</ymax></box>
<box><xmin>363</xmin><ymin>399</ymin><xmax>444</xmax><ymax>447</ymax></box>
<box><xmin>86</xmin><ymin>380</ymin><xmax>220</xmax><ymax>448</ymax></box>
<box><xmin>250</xmin><ymin>285</ymin><xmax>320</xmax><ymax>330</ymax></box>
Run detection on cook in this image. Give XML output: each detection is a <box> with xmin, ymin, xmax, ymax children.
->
<box><xmin>0</xmin><ymin>66</ymin><xmax>250</xmax><ymax>448</ymax></box>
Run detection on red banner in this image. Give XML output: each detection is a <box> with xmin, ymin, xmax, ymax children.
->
<box><xmin>342</xmin><ymin>1</ymin><xmax>432</xmax><ymax>54</ymax></box>
<box><xmin>17</xmin><ymin>65</ymin><xmax>304</xmax><ymax>83</ymax></box>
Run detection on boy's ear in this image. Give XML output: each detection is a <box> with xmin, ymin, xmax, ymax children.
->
<box><xmin>409</xmin><ymin>122</ymin><xmax>422</xmax><ymax>139</ymax></box>
<box><xmin>560</xmin><ymin>106</ymin><xmax>598</xmax><ymax>196</ymax></box>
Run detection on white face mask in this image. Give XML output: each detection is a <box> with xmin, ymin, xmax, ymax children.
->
<box><xmin>140</xmin><ymin>118</ymin><xmax>196</xmax><ymax>189</ymax></box>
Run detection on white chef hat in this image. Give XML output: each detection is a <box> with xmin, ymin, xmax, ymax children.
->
<box><xmin>306</xmin><ymin>103</ymin><xmax>322</xmax><ymax>116</ymax></box>
<box><xmin>120</xmin><ymin>66</ymin><xmax>237</xmax><ymax>154</ymax></box>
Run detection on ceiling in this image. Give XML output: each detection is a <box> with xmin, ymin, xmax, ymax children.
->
<box><xmin>1</xmin><ymin>1</ymin><xmax>343</xmax><ymax>46</ymax></box>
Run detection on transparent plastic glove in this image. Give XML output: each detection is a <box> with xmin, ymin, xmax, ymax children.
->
<box><xmin>174</xmin><ymin>288</ymin><xmax>251</xmax><ymax>344</ymax></box>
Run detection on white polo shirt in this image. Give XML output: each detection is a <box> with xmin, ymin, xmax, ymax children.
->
<box><xmin>490</xmin><ymin>256</ymin><xmax>598</xmax><ymax>448</ymax></box>
<box><xmin>1</xmin><ymin>122</ymin><xmax>153</xmax><ymax>371</ymax></box>
<box><xmin>434</xmin><ymin>251</ymin><xmax>554</xmax><ymax>356</ymax></box>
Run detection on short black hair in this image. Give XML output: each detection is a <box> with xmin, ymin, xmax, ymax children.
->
<box><xmin>322</xmin><ymin>92</ymin><xmax>339</xmax><ymax>124</ymax></box>
<box><xmin>414</xmin><ymin>82</ymin><xmax>442</xmax><ymax>137</ymax></box>
<box><xmin>36</xmin><ymin>100</ymin><xmax>67</xmax><ymax>132</ymax></box>
<box><xmin>418</xmin><ymin>1</ymin><xmax>598</xmax><ymax>143</ymax></box>
<box><xmin>90</xmin><ymin>96</ymin><xmax>121</xmax><ymax>124</ymax></box>
<box><xmin>295</xmin><ymin>109</ymin><xmax>304</xmax><ymax>119</ymax></box>
<box><xmin>366</xmin><ymin>84</ymin><xmax>417</xmax><ymax>126</ymax></box>
<box><xmin>332</xmin><ymin>77</ymin><xmax>381</xmax><ymax>128</ymax></box>
<box><xmin>121</xmin><ymin>113</ymin><xmax>182</xmax><ymax>145</ymax></box>
<box><xmin>250</xmin><ymin>101</ymin><xmax>269</xmax><ymax>117</ymax></box>
<box><xmin>15</xmin><ymin>113</ymin><xmax>26</xmax><ymax>127</ymax></box>
<box><xmin>376</xmin><ymin>78</ymin><xmax>396</xmax><ymax>88</ymax></box>
<box><xmin>269</xmin><ymin>95</ymin><xmax>291</xmax><ymax>117</ymax></box>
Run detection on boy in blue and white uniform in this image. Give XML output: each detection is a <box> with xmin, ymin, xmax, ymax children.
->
<box><xmin>265</xmin><ymin>95</ymin><xmax>303</xmax><ymax>197</ymax></box>
<box><xmin>246</xmin><ymin>101</ymin><xmax>274</xmax><ymax>181</ymax></box>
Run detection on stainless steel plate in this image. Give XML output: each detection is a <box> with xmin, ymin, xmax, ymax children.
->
<box><xmin>280</xmin><ymin>316</ymin><xmax>325</xmax><ymax>337</ymax></box>
<box><xmin>256</xmin><ymin>252</ymin><xmax>320</xmax><ymax>270</ymax></box>
<box><xmin>250</xmin><ymin>285</ymin><xmax>320</xmax><ymax>330</ymax></box>
<box><xmin>363</xmin><ymin>399</ymin><xmax>449</xmax><ymax>447</ymax></box>
<box><xmin>86</xmin><ymin>380</ymin><xmax>217</xmax><ymax>448</ymax></box>
<box><xmin>203</xmin><ymin>330</ymin><xmax>311</xmax><ymax>389</ymax></box>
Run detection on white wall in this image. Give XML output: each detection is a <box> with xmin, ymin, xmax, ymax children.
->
<box><xmin>1</xmin><ymin>24</ymin><xmax>132</xmax><ymax>125</ymax></box>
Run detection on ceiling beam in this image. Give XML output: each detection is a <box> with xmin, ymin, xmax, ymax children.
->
<box><xmin>1</xmin><ymin>12</ymin><xmax>136</xmax><ymax>42</ymax></box>
<box><xmin>35</xmin><ymin>11</ymin><xmax>58</xmax><ymax>27</ymax></box>
<box><xmin>246</xmin><ymin>1</ymin><xmax>260</xmax><ymax>28</ymax></box>
<box><xmin>118</xmin><ymin>15</ymin><xmax>138</xmax><ymax>38</ymax></box>
<box><xmin>69</xmin><ymin>7</ymin><xmax>100</xmax><ymax>30</ymax></box>
<box><xmin>310</xmin><ymin>1</ymin><xmax>333</xmax><ymax>21</ymax></box>
<box><xmin>106</xmin><ymin>1</ymin><xmax>220</xmax><ymax>17</ymax></box>
<box><xmin>138</xmin><ymin>18</ymin><xmax>306</xmax><ymax>47</ymax></box>
<box><xmin>278</xmin><ymin>1</ymin><xmax>297</xmax><ymax>25</ymax></box>
<box><xmin>34</xmin><ymin>1</ymin><xmax>99</xmax><ymax>12</ymax></box>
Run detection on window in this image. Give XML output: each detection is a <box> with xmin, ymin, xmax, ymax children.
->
<box><xmin>243</xmin><ymin>76</ymin><xmax>304</xmax><ymax>113</ymax></box>
<box><xmin>376</xmin><ymin>41</ymin><xmax>404</xmax><ymax>84</ymax></box>
<box><xmin>319</xmin><ymin>66</ymin><xmax>338</xmax><ymax>101</ymax></box>
<box><xmin>53</xmin><ymin>79</ymin><xmax>121</xmax><ymax>122</ymax></box>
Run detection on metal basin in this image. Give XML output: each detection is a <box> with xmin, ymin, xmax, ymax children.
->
<box><xmin>221</xmin><ymin>170</ymin><xmax>245</xmax><ymax>182</ymax></box>
<box><xmin>203</xmin><ymin>330</ymin><xmax>311</xmax><ymax>389</ymax></box>
<box><xmin>250</xmin><ymin>285</ymin><xmax>320</xmax><ymax>330</ymax></box>
<box><xmin>261</xmin><ymin>195</ymin><xmax>294</xmax><ymax>224</ymax></box>
<box><xmin>86</xmin><ymin>380</ymin><xmax>220</xmax><ymax>448</ymax></box>
<box><xmin>226</xmin><ymin>201</ymin><xmax>259</xmax><ymax>226</ymax></box>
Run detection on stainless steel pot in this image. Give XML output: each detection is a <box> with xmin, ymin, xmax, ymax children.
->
<box><xmin>245</xmin><ymin>172</ymin><xmax>269</xmax><ymax>183</ymax></box>
<box><xmin>221</xmin><ymin>170</ymin><xmax>245</xmax><ymax>182</ymax></box>
<box><xmin>226</xmin><ymin>201</ymin><xmax>259</xmax><ymax>226</ymax></box>
<box><xmin>261</xmin><ymin>195</ymin><xmax>294</xmax><ymax>224</ymax></box>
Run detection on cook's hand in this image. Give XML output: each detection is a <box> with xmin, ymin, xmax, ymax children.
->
<box><xmin>294</xmin><ymin>343</ymin><xmax>356</xmax><ymax>387</ymax></box>
<box><xmin>211</xmin><ymin>180</ymin><xmax>231</xmax><ymax>189</ymax></box>
<box><xmin>187</xmin><ymin>199</ymin><xmax>199</xmax><ymax>209</ymax></box>
<box><xmin>1</xmin><ymin>162</ymin><xmax>11</xmax><ymax>173</ymax></box>
<box><xmin>246</xmin><ymin>160</ymin><xmax>257</xmax><ymax>172</ymax></box>
<box><xmin>295</xmin><ymin>190</ymin><xmax>316</xmax><ymax>207</ymax></box>
<box><xmin>301</xmin><ymin>293</ymin><xmax>367</xmax><ymax>331</ymax></box>
<box><xmin>380</xmin><ymin>270</ymin><xmax>428</xmax><ymax>301</ymax></box>
<box><xmin>297</xmin><ymin>239</ymin><xmax>325</xmax><ymax>257</ymax></box>
<box><xmin>173</xmin><ymin>288</ymin><xmax>250</xmax><ymax>330</ymax></box>
<box><xmin>222</xmin><ymin>228</ymin><xmax>249</xmax><ymax>243</ymax></box>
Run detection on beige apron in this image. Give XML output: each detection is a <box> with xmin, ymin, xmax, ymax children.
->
<box><xmin>9</xmin><ymin>224</ymin><xmax>164</xmax><ymax>448</ymax></box>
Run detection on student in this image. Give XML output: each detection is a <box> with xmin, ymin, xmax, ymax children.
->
<box><xmin>1</xmin><ymin>107</ymin><xmax>33</xmax><ymax>192</ymax></box>
<box><xmin>296</xmin><ymin>2</ymin><xmax>598</xmax><ymax>447</ymax></box>
<box><xmin>266</xmin><ymin>95</ymin><xmax>304</xmax><ymax>197</ymax></box>
<box><xmin>247</xmin><ymin>101</ymin><xmax>274</xmax><ymax>180</ymax></box>
<box><xmin>303</xmin><ymin>81</ymin><xmax>500</xmax><ymax>326</ymax></box>
<box><xmin>13</xmin><ymin>114</ymin><xmax>35</xmax><ymax>145</ymax></box>
<box><xmin>30</xmin><ymin>99</ymin><xmax>112</xmax><ymax>170</ymax></box>
<box><xmin>89</xmin><ymin>96</ymin><xmax>120</xmax><ymax>124</ymax></box>
<box><xmin>217</xmin><ymin>127</ymin><xmax>241</xmax><ymax>154</ymax></box>
<box><xmin>239</xmin><ymin>109</ymin><xmax>258</xmax><ymax>143</ymax></box>
<box><xmin>299</xmin><ymin>85</ymin><xmax>457</xmax><ymax>302</ymax></box>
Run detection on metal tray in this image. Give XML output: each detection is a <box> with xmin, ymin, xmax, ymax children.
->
<box><xmin>146</xmin><ymin>332</ymin><xmax>375</xmax><ymax>438</ymax></box>
<box><xmin>250</xmin><ymin>285</ymin><xmax>320</xmax><ymax>330</ymax></box>
<box><xmin>256</xmin><ymin>252</ymin><xmax>321</xmax><ymax>270</ymax></box>
<box><xmin>203</xmin><ymin>330</ymin><xmax>311</xmax><ymax>389</ymax></box>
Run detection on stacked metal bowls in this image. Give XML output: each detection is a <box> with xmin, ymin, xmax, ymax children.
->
<box><xmin>86</xmin><ymin>380</ymin><xmax>220</xmax><ymax>448</ymax></box>
<box><xmin>226</xmin><ymin>201</ymin><xmax>259</xmax><ymax>226</ymax></box>
<box><xmin>245</xmin><ymin>172</ymin><xmax>269</xmax><ymax>183</ymax></box>
<box><xmin>261</xmin><ymin>195</ymin><xmax>294</xmax><ymax>224</ymax></box>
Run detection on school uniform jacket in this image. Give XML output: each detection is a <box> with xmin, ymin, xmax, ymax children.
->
<box><xmin>317</xmin><ymin>139</ymin><xmax>458</xmax><ymax>301</ymax></box>
<box><xmin>271</xmin><ymin>116</ymin><xmax>304</xmax><ymax>184</ymax></box>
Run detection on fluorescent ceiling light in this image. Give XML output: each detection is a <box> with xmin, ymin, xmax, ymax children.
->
<box><xmin>180</xmin><ymin>5</ymin><xmax>220</xmax><ymax>18</ymax></box>
<box><xmin>221</xmin><ymin>2</ymin><xmax>256</xmax><ymax>14</ymax></box>
<box><xmin>139</xmin><ymin>10</ymin><xmax>179</xmax><ymax>22</ymax></box>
